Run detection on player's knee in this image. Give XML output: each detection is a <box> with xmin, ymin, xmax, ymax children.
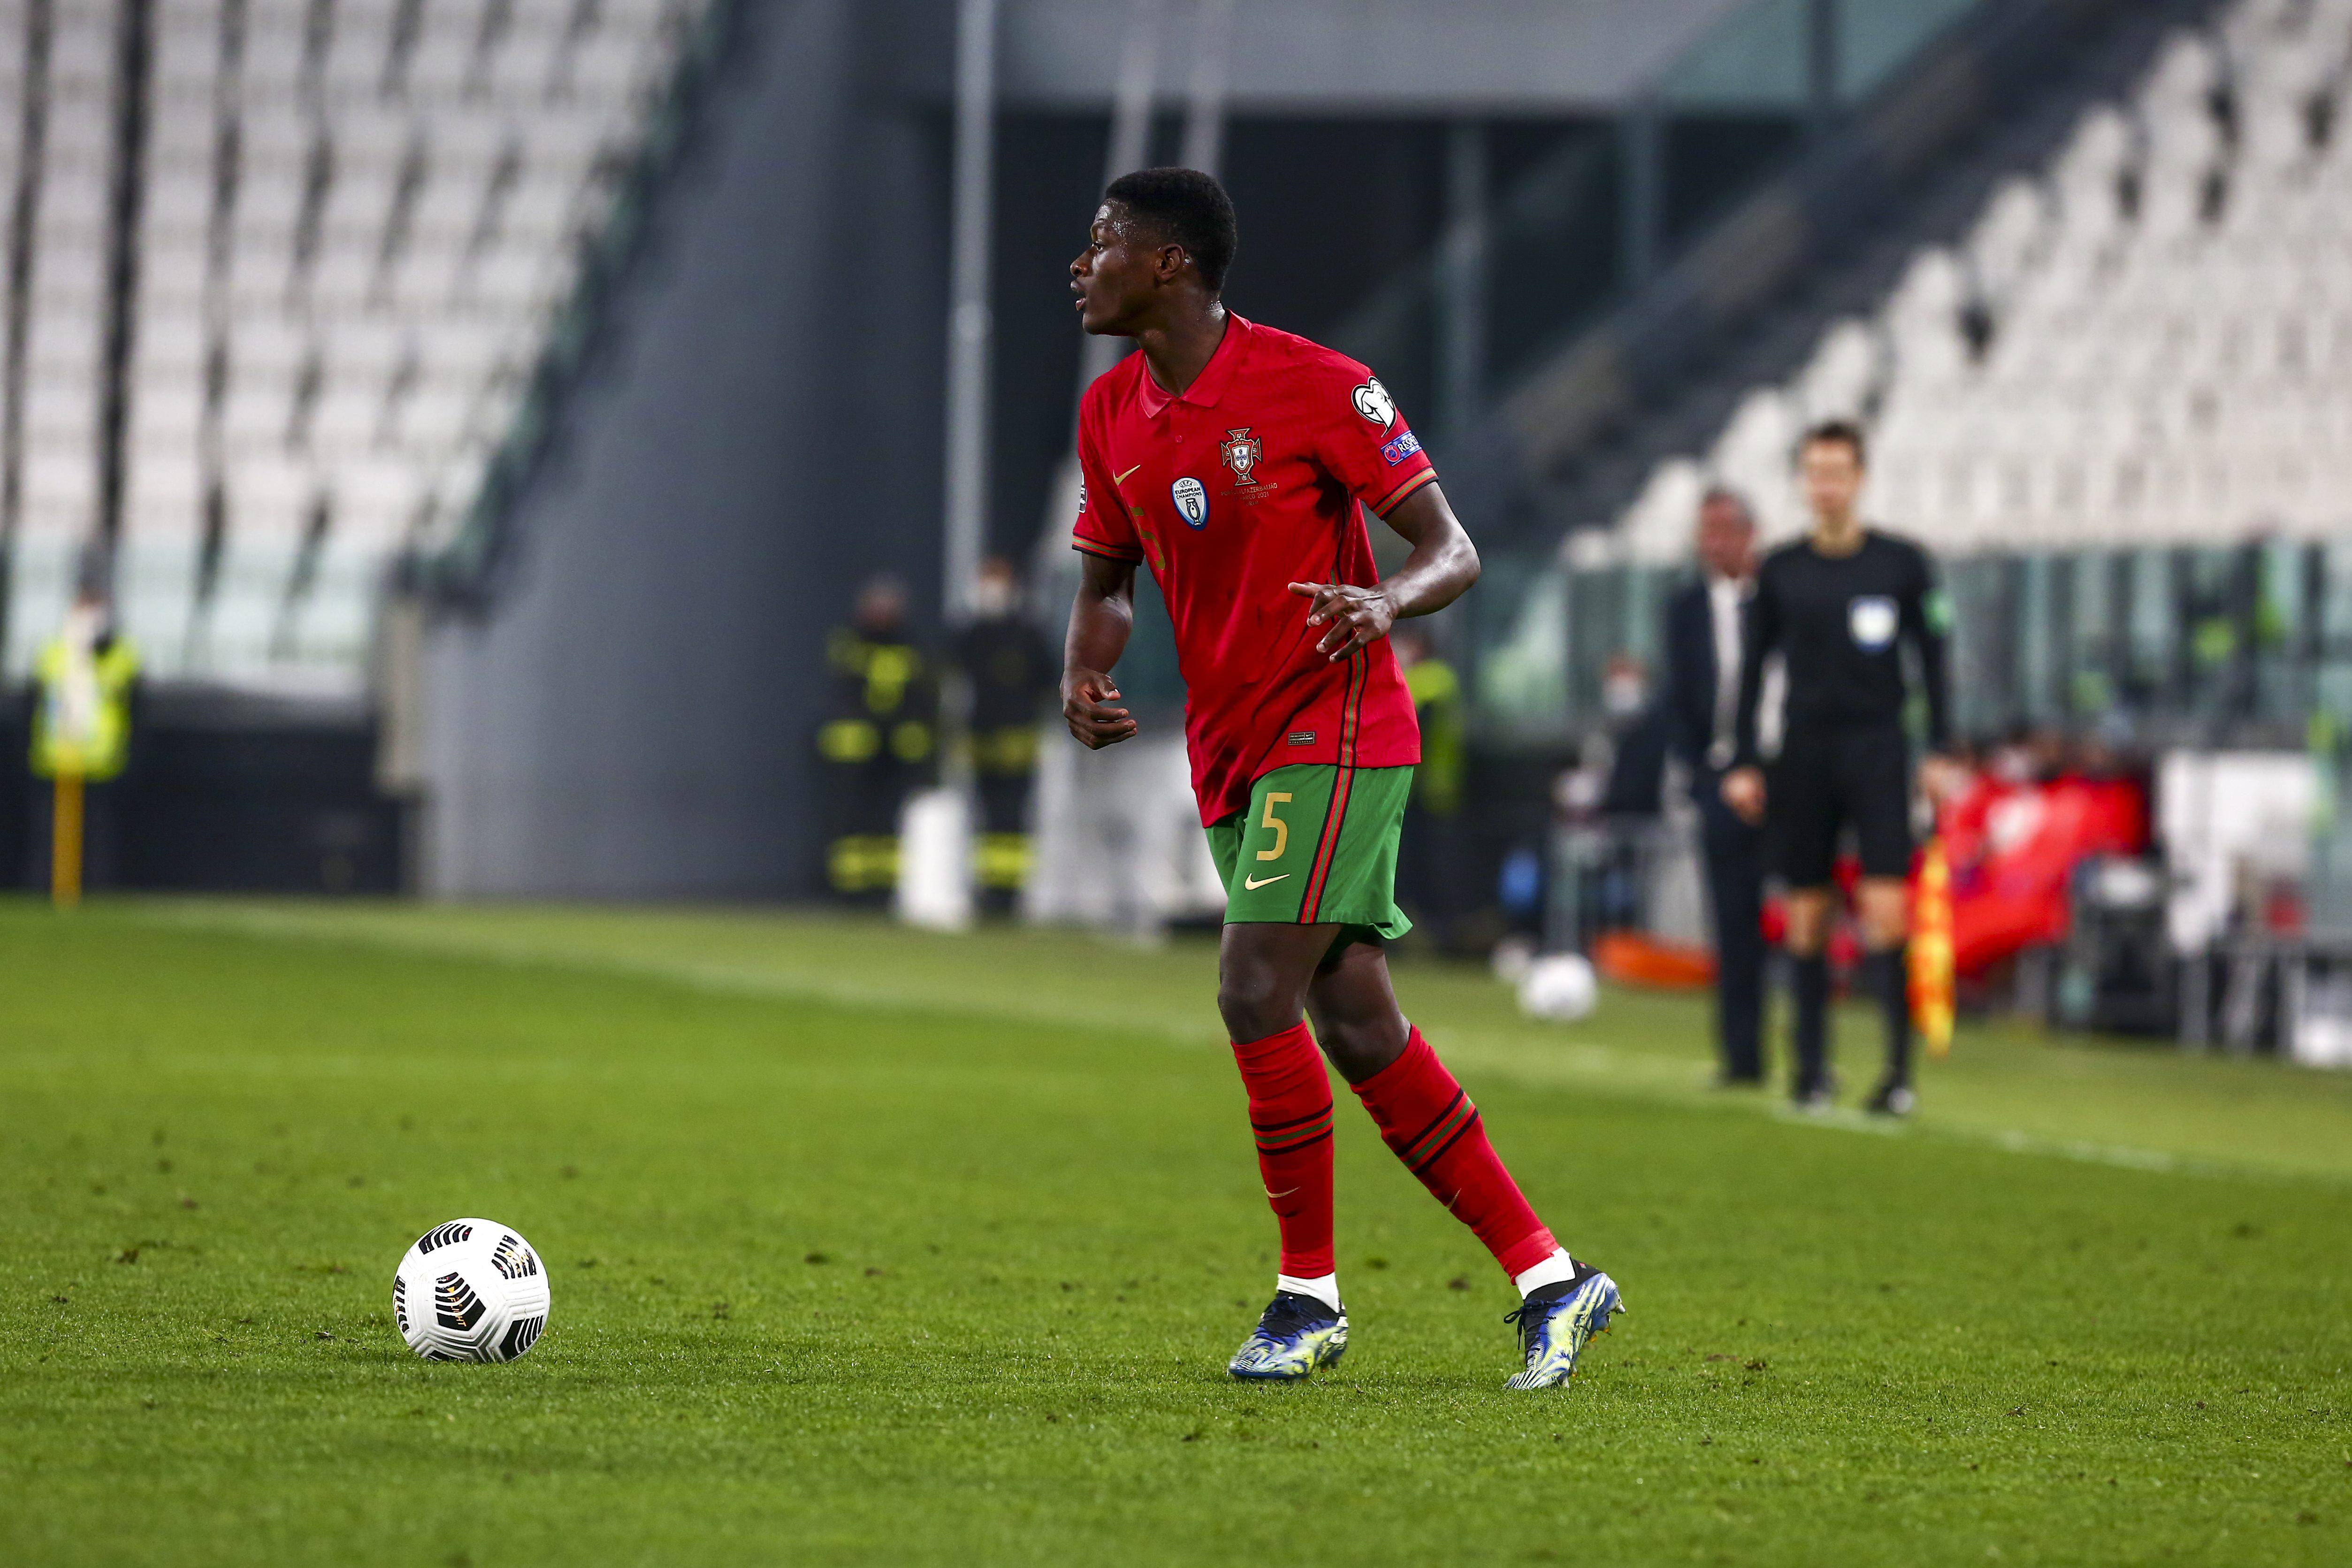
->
<box><xmin>1856</xmin><ymin>881</ymin><xmax>1909</xmax><ymax>948</ymax></box>
<box><xmin>1314</xmin><ymin>1017</ymin><xmax>1405</xmax><ymax>1083</ymax></box>
<box><xmin>1217</xmin><ymin>963</ymin><xmax>1297</xmax><ymax>1041</ymax></box>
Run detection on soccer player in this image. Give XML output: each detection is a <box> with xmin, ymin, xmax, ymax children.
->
<box><xmin>1721</xmin><ymin>420</ymin><xmax>1959</xmax><ymax>1117</ymax></box>
<box><xmin>1059</xmin><ymin>167</ymin><xmax>1622</xmax><ymax>1388</ymax></box>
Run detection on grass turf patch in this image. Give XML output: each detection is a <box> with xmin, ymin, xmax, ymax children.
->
<box><xmin>2</xmin><ymin>900</ymin><xmax>2348</xmax><ymax>1565</ymax></box>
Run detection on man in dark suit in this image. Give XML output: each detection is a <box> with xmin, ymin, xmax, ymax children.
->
<box><xmin>1661</xmin><ymin>488</ymin><xmax>1768</xmax><ymax>1085</ymax></box>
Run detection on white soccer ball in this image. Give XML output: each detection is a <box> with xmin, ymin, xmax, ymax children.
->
<box><xmin>392</xmin><ymin>1218</ymin><xmax>551</xmax><ymax>1362</ymax></box>
<box><xmin>1518</xmin><ymin>953</ymin><xmax>1599</xmax><ymax>1022</ymax></box>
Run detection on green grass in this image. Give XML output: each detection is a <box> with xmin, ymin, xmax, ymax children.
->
<box><xmin>3</xmin><ymin>898</ymin><xmax>2349</xmax><ymax>1566</ymax></box>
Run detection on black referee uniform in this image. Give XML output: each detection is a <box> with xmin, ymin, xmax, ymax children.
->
<box><xmin>1731</xmin><ymin>528</ymin><xmax>1951</xmax><ymax>1101</ymax></box>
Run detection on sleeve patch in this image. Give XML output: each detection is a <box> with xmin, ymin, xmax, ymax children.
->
<box><xmin>1351</xmin><ymin>378</ymin><xmax>1397</xmax><ymax>431</ymax></box>
<box><xmin>1380</xmin><ymin>430</ymin><xmax>1422</xmax><ymax>466</ymax></box>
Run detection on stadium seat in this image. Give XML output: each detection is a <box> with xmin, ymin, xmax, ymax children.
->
<box><xmin>1612</xmin><ymin>0</ymin><xmax>2352</xmax><ymax>563</ymax></box>
<box><xmin>0</xmin><ymin>0</ymin><xmax>713</xmax><ymax>683</ymax></box>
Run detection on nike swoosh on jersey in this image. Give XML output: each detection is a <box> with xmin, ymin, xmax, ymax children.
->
<box><xmin>1244</xmin><ymin>873</ymin><xmax>1290</xmax><ymax>890</ymax></box>
<box><xmin>1114</xmin><ymin>465</ymin><xmax>1143</xmax><ymax>484</ymax></box>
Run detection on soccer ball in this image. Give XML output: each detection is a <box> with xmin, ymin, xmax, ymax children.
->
<box><xmin>1518</xmin><ymin>953</ymin><xmax>1599</xmax><ymax>1022</ymax></box>
<box><xmin>391</xmin><ymin>1218</ymin><xmax>551</xmax><ymax>1362</ymax></box>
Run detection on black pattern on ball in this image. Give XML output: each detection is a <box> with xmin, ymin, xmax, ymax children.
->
<box><xmin>498</xmin><ymin>1314</ymin><xmax>545</xmax><ymax>1360</ymax></box>
<box><xmin>491</xmin><ymin>1234</ymin><xmax>539</xmax><ymax>1280</ymax></box>
<box><xmin>415</xmin><ymin>1222</ymin><xmax>473</xmax><ymax>1255</ymax></box>
<box><xmin>434</xmin><ymin>1270</ymin><xmax>485</xmax><ymax>1331</ymax></box>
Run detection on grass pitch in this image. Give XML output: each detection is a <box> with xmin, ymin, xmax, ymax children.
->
<box><xmin>3</xmin><ymin>899</ymin><xmax>2349</xmax><ymax>1566</ymax></box>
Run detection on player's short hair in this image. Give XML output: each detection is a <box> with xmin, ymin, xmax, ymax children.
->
<box><xmin>1800</xmin><ymin>418</ymin><xmax>1868</xmax><ymax>467</ymax></box>
<box><xmin>1104</xmin><ymin>167</ymin><xmax>1238</xmax><ymax>294</ymax></box>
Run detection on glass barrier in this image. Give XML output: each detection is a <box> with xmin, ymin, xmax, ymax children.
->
<box><xmin>1518</xmin><ymin>541</ymin><xmax>2352</xmax><ymax>753</ymax></box>
<box><xmin>1661</xmin><ymin>0</ymin><xmax>1810</xmax><ymax>113</ymax></box>
<box><xmin>1330</xmin><ymin>0</ymin><xmax>1997</xmax><ymax>450</ymax></box>
<box><xmin>1837</xmin><ymin>0</ymin><xmax>1985</xmax><ymax>102</ymax></box>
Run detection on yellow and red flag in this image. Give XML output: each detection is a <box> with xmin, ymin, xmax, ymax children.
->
<box><xmin>1909</xmin><ymin>837</ymin><xmax>1956</xmax><ymax>1058</ymax></box>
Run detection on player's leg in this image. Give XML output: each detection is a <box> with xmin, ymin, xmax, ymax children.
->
<box><xmin>1218</xmin><ymin>919</ymin><xmax>1350</xmax><ymax>1307</ymax></box>
<box><xmin>1306</xmin><ymin>937</ymin><xmax>1620</xmax><ymax>1387</ymax></box>
<box><xmin>1850</xmin><ymin>727</ymin><xmax>1920</xmax><ymax>1115</ymax></box>
<box><xmin>1296</xmin><ymin>767</ymin><xmax>1620</xmax><ymax>1388</ymax></box>
<box><xmin>1298</xmin><ymin>935</ymin><xmax>1406</xmax><ymax>1081</ymax></box>
<box><xmin>1207</xmin><ymin>783</ymin><xmax>1352</xmax><ymax>1379</ymax></box>
<box><xmin>1782</xmin><ymin>887</ymin><xmax>1835</xmax><ymax>1107</ymax></box>
<box><xmin>1772</xmin><ymin>740</ymin><xmax>1841</xmax><ymax>1107</ymax></box>
<box><xmin>1215</xmin><ymin>920</ymin><xmax>1353</xmax><ymax>1378</ymax></box>
<box><xmin>1307</xmin><ymin>938</ymin><xmax>1556</xmax><ymax>1274</ymax></box>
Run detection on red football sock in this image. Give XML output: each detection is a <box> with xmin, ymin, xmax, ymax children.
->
<box><xmin>1350</xmin><ymin>1026</ymin><xmax>1558</xmax><ymax>1279</ymax></box>
<box><xmin>1230</xmin><ymin>1022</ymin><xmax>1336</xmax><ymax>1279</ymax></box>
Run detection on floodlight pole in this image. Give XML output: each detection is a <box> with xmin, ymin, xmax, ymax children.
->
<box><xmin>1076</xmin><ymin>0</ymin><xmax>1162</xmax><ymax>395</ymax></box>
<box><xmin>940</xmin><ymin>0</ymin><xmax>1000</xmax><ymax>628</ymax></box>
<box><xmin>1179</xmin><ymin>0</ymin><xmax>1237</xmax><ymax>177</ymax></box>
<box><xmin>1437</xmin><ymin>122</ymin><xmax>1488</xmax><ymax>446</ymax></box>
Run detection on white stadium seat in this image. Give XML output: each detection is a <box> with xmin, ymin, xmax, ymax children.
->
<box><xmin>1</xmin><ymin>0</ymin><xmax>710</xmax><ymax>682</ymax></box>
<box><xmin>1613</xmin><ymin>0</ymin><xmax>2352</xmax><ymax>560</ymax></box>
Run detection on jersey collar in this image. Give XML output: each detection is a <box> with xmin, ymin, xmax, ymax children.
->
<box><xmin>1134</xmin><ymin>311</ymin><xmax>1254</xmax><ymax>418</ymax></box>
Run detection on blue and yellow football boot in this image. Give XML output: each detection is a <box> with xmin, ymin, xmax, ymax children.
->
<box><xmin>1227</xmin><ymin>1291</ymin><xmax>1348</xmax><ymax>1381</ymax></box>
<box><xmin>1503</xmin><ymin>1260</ymin><xmax>1624</xmax><ymax>1390</ymax></box>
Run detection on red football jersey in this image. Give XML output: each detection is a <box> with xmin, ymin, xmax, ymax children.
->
<box><xmin>1072</xmin><ymin>314</ymin><xmax>1436</xmax><ymax>827</ymax></box>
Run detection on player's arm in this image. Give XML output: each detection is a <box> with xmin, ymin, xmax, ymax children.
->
<box><xmin>1063</xmin><ymin>550</ymin><xmax>1140</xmax><ymax>748</ymax></box>
<box><xmin>1288</xmin><ymin>482</ymin><xmax>1480</xmax><ymax>661</ymax></box>
<box><xmin>1905</xmin><ymin>551</ymin><xmax>1963</xmax><ymax>803</ymax></box>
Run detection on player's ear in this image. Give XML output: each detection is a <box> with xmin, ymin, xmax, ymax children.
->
<box><xmin>1155</xmin><ymin>242</ymin><xmax>1190</xmax><ymax>284</ymax></box>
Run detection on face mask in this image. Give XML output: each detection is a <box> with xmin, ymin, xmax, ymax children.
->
<box><xmin>971</xmin><ymin>576</ymin><xmax>1014</xmax><ymax>618</ymax></box>
<box><xmin>1604</xmin><ymin>673</ymin><xmax>1647</xmax><ymax>718</ymax></box>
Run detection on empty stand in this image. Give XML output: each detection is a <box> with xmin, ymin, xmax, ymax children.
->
<box><xmin>1615</xmin><ymin>0</ymin><xmax>2352</xmax><ymax>562</ymax></box>
<box><xmin>0</xmin><ymin>0</ymin><xmax>708</xmax><ymax>688</ymax></box>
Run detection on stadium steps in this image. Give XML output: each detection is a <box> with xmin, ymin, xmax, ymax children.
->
<box><xmin>1490</xmin><ymin>0</ymin><xmax>2229</xmax><ymax>551</ymax></box>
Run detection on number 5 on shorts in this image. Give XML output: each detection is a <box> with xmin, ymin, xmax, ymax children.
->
<box><xmin>1256</xmin><ymin>792</ymin><xmax>1292</xmax><ymax>862</ymax></box>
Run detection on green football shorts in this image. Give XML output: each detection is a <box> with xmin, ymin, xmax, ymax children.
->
<box><xmin>1204</xmin><ymin>763</ymin><xmax>1413</xmax><ymax>940</ymax></box>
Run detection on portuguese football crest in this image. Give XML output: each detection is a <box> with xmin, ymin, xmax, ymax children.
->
<box><xmin>1221</xmin><ymin>428</ymin><xmax>1263</xmax><ymax>486</ymax></box>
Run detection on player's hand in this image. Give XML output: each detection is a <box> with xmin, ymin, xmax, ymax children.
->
<box><xmin>1062</xmin><ymin>668</ymin><xmax>1138</xmax><ymax>749</ymax></box>
<box><xmin>1287</xmin><ymin>581</ymin><xmax>1397</xmax><ymax>660</ymax></box>
<box><xmin>1721</xmin><ymin>765</ymin><xmax>1766</xmax><ymax>825</ymax></box>
<box><xmin>1919</xmin><ymin>753</ymin><xmax>1968</xmax><ymax>809</ymax></box>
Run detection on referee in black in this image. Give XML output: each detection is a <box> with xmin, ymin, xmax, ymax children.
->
<box><xmin>1722</xmin><ymin>420</ymin><xmax>1959</xmax><ymax>1116</ymax></box>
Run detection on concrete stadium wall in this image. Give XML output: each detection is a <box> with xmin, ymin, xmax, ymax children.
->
<box><xmin>967</xmin><ymin>0</ymin><xmax>1752</xmax><ymax>114</ymax></box>
<box><xmin>420</xmin><ymin>0</ymin><xmax>948</xmax><ymax>897</ymax></box>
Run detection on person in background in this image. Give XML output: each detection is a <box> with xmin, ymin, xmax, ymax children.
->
<box><xmin>1598</xmin><ymin>652</ymin><xmax>1667</xmax><ymax>817</ymax></box>
<box><xmin>29</xmin><ymin>585</ymin><xmax>141</xmax><ymax>893</ymax></box>
<box><xmin>951</xmin><ymin>556</ymin><xmax>1056</xmax><ymax>915</ymax></box>
<box><xmin>1391</xmin><ymin>624</ymin><xmax>1467</xmax><ymax>948</ymax></box>
<box><xmin>1661</xmin><ymin>488</ymin><xmax>1769</xmax><ymax>1086</ymax></box>
<box><xmin>817</xmin><ymin>575</ymin><xmax>935</xmax><ymax>901</ymax></box>
<box><xmin>1723</xmin><ymin>421</ymin><xmax>1960</xmax><ymax>1116</ymax></box>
